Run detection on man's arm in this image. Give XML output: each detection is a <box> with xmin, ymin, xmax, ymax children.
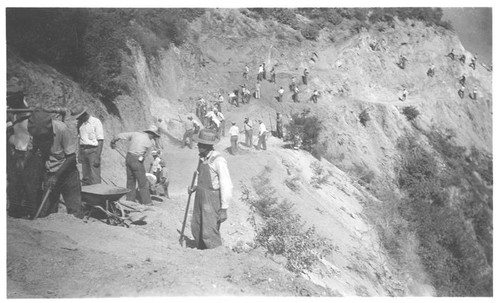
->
<box><xmin>215</xmin><ymin>157</ymin><xmax>233</xmax><ymax>209</ymax></box>
<box><xmin>94</xmin><ymin>139</ymin><xmax>104</xmax><ymax>167</ymax></box>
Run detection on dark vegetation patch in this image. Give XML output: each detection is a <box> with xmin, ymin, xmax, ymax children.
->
<box><xmin>285</xmin><ymin>109</ymin><xmax>324</xmax><ymax>159</ymax></box>
<box><xmin>6</xmin><ymin>8</ymin><xmax>205</xmax><ymax>115</ymax></box>
<box><xmin>394</xmin><ymin>129</ymin><xmax>492</xmax><ymax>296</ymax></box>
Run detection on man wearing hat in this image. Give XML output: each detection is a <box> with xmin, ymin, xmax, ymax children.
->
<box><xmin>27</xmin><ymin>111</ymin><xmax>84</xmax><ymax>218</ymax></box>
<box><xmin>188</xmin><ymin>129</ymin><xmax>233</xmax><ymax>249</ymax></box>
<box><xmin>71</xmin><ymin>104</ymin><xmax>104</xmax><ymax>185</ymax></box>
<box><xmin>111</xmin><ymin>125</ymin><xmax>161</xmax><ymax>205</ymax></box>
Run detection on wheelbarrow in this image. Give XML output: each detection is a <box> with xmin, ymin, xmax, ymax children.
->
<box><xmin>81</xmin><ymin>184</ymin><xmax>130</xmax><ymax>227</ymax></box>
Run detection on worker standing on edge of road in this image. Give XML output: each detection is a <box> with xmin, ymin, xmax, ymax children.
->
<box><xmin>276</xmin><ymin>113</ymin><xmax>283</xmax><ymax>139</ymax></box>
<box><xmin>110</xmin><ymin>125</ymin><xmax>161</xmax><ymax>205</ymax></box>
<box><xmin>303</xmin><ymin>68</ymin><xmax>309</xmax><ymax>85</ymax></box>
<box><xmin>278</xmin><ymin>86</ymin><xmax>284</xmax><ymax>102</ymax></box>
<box><xmin>458</xmin><ymin>86</ymin><xmax>465</xmax><ymax>99</ymax></box>
<box><xmin>27</xmin><ymin>111</ymin><xmax>84</xmax><ymax>218</ymax></box>
<box><xmin>257</xmin><ymin>120</ymin><xmax>267</xmax><ymax>150</ymax></box>
<box><xmin>182</xmin><ymin>115</ymin><xmax>196</xmax><ymax>149</ymax></box>
<box><xmin>189</xmin><ymin>128</ymin><xmax>233</xmax><ymax>249</ymax></box>
<box><xmin>255</xmin><ymin>81</ymin><xmax>261</xmax><ymax>99</ymax></box>
<box><xmin>270</xmin><ymin>66</ymin><xmax>276</xmax><ymax>83</ymax></box>
<box><xmin>243</xmin><ymin>117</ymin><xmax>253</xmax><ymax>148</ymax></box>
<box><xmin>228</xmin><ymin>121</ymin><xmax>239</xmax><ymax>155</ymax></box>
<box><xmin>71</xmin><ymin>104</ymin><xmax>104</xmax><ymax>185</ymax></box>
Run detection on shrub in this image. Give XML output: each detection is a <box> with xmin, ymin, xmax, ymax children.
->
<box><xmin>6</xmin><ymin>8</ymin><xmax>201</xmax><ymax>114</ymax></box>
<box><xmin>272</xmin><ymin>8</ymin><xmax>299</xmax><ymax>29</ymax></box>
<box><xmin>402</xmin><ymin>106</ymin><xmax>420</xmax><ymax>121</ymax></box>
<box><xmin>240</xmin><ymin>172</ymin><xmax>333</xmax><ymax>275</ymax></box>
<box><xmin>301</xmin><ymin>23</ymin><xmax>321</xmax><ymax>41</ymax></box>
<box><xmin>359</xmin><ymin>109</ymin><xmax>370</xmax><ymax>126</ymax></box>
<box><xmin>285</xmin><ymin>175</ymin><xmax>301</xmax><ymax>192</ymax></box>
<box><xmin>396</xmin><ymin>132</ymin><xmax>492</xmax><ymax>296</ymax></box>
<box><xmin>285</xmin><ymin>109</ymin><xmax>323</xmax><ymax>158</ymax></box>
<box><xmin>310</xmin><ymin>162</ymin><xmax>330</xmax><ymax>188</ymax></box>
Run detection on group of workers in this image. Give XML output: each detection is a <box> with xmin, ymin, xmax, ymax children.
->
<box><xmin>7</xmin><ymin>78</ymin><xmax>233</xmax><ymax>250</ymax></box>
<box><xmin>398</xmin><ymin>49</ymin><xmax>481</xmax><ymax>102</ymax></box>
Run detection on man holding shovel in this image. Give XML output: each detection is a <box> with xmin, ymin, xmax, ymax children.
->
<box><xmin>110</xmin><ymin>125</ymin><xmax>161</xmax><ymax>206</ymax></box>
<box><xmin>27</xmin><ymin>111</ymin><xmax>84</xmax><ymax>218</ymax></box>
<box><xmin>187</xmin><ymin>129</ymin><xmax>233</xmax><ymax>249</ymax></box>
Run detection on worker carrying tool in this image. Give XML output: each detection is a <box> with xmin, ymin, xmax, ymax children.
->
<box><xmin>27</xmin><ymin>111</ymin><xmax>84</xmax><ymax>219</ymax></box>
<box><xmin>187</xmin><ymin>129</ymin><xmax>233</xmax><ymax>249</ymax></box>
<box><xmin>110</xmin><ymin>125</ymin><xmax>161</xmax><ymax>206</ymax></box>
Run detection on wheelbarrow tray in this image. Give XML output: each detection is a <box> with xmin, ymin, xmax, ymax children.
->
<box><xmin>81</xmin><ymin>184</ymin><xmax>130</xmax><ymax>206</ymax></box>
<box><xmin>81</xmin><ymin>184</ymin><xmax>131</xmax><ymax>227</ymax></box>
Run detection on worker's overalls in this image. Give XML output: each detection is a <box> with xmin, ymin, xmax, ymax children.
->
<box><xmin>191</xmin><ymin>157</ymin><xmax>223</xmax><ymax>249</ymax></box>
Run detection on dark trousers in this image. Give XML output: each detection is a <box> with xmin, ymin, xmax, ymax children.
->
<box><xmin>44</xmin><ymin>164</ymin><xmax>83</xmax><ymax>218</ymax></box>
<box><xmin>125</xmin><ymin>153</ymin><xmax>152</xmax><ymax>205</ymax></box>
<box><xmin>245</xmin><ymin>130</ymin><xmax>253</xmax><ymax>147</ymax></box>
<box><xmin>277</xmin><ymin>125</ymin><xmax>283</xmax><ymax>139</ymax></box>
<box><xmin>278</xmin><ymin>94</ymin><xmax>283</xmax><ymax>102</ymax></box>
<box><xmin>7</xmin><ymin>148</ymin><xmax>43</xmax><ymax>217</ymax></box>
<box><xmin>80</xmin><ymin>146</ymin><xmax>101</xmax><ymax>185</ymax></box>
<box><xmin>458</xmin><ymin>90</ymin><xmax>464</xmax><ymax>98</ymax></box>
<box><xmin>230</xmin><ymin>135</ymin><xmax>238</xmax><ymax>155</ymax></box>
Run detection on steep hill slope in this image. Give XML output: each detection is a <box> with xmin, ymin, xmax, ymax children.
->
<box><xmin>6</xmin><ymin>8</ymin><xmax>492</xmax><ymax>297</ymax></box>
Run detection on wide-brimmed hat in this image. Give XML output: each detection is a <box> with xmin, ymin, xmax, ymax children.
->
<box><xmin>70</xmin><ymin>104</ymin><xmax>88</xmax><ymax>119</ymax></box>
<box><xmin>144</xmin><ymin>125</ymin><xmax>160</xmax><ymax>137</ymax></box>
<box><xmin>193</xmin><ymin>128</ymin><xmax>219</xmax><ymax>145</ymax></box>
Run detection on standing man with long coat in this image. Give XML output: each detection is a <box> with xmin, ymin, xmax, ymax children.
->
<box><xmin>189</xmin><ymin>129</ymin><xmax>233</xmax><ymax>249</ymax></box>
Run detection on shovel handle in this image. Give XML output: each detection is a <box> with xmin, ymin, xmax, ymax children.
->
<box><xmin>33</xmin><ymin>187</ymin><xmax>52</xmax><ymax>220</ymax></box>
<box><xmin>179</xmin><ymin>160</ymin><xmax>202</xmax><ymax>246</ymax></box>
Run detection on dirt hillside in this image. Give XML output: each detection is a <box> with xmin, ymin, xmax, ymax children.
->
<box><xmin>6</xmin><ymin>8</ymin><xmax>492</xmax><ymax>297</ymax></box>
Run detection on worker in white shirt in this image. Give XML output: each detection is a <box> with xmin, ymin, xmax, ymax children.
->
<box><xmin>257</xmin><ymin>120</ymin><xmax>267</xmax><ymax>151</ymax></box>
<box><xmin>228</xmin><ymin>121</ymin><xmax>240</xmax><ymax>155</ymax></box>
<box><xmin>71</xmin><ymin>104</ymin><xmax>104</xmax><ymax>185</ymax></box>
<box><xmin>243</xmin><ymin>117</ymin><xmax>253</xmax><ymax>148</ymax></box>
<box><xmin>278</xmin><ymin>86</ymin><xmax>285</xmax><ymax>102</ymax></box>
<box><xmin>189</xmin><ymin>129</ymin><xmax>233</xmax><ymax>249</ymax></box>
<box><xmin>214</xmin><ymin>108</ymin><xmax>225</xmax><ymax>137</ymax></box>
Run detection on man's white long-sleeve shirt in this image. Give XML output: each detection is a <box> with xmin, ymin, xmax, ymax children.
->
<box><xmin>259</xmin><ymin>123</ymin><xmax>266</xmax><ymax>136</ymax></box>
<box><xmin>201</xmin><ymin>151</ymin><xmax>233</xmax><ymax>209</ymax></box>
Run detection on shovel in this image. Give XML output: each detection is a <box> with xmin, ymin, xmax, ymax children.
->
<box><xmin>33</xmin><ymin>187</ymin><xmax>52</xmax><ymax>220</ymax></box>
<box><xmin>179</xmin><ymin>160</ymin><xmax>201</xmax><ymax>248</ymax></box>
